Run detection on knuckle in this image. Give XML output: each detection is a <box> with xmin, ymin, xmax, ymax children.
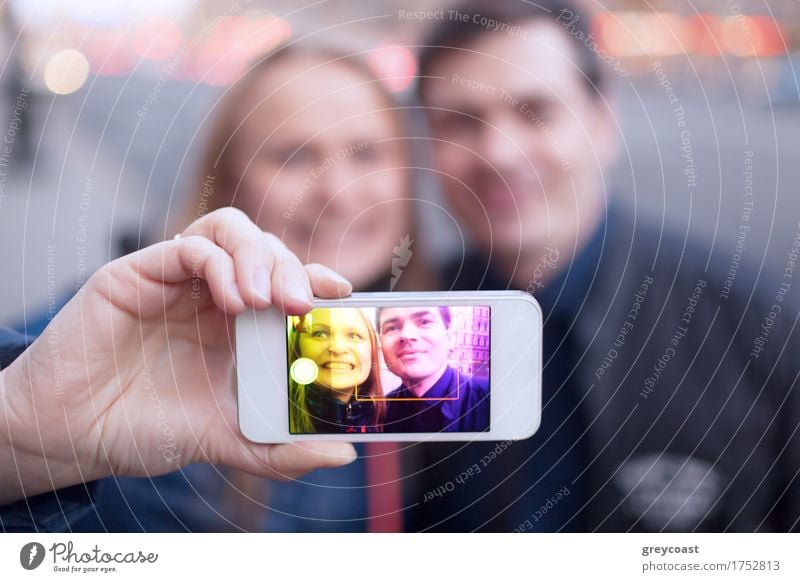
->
<box><xmin>213</xmin><ymin>206</ymin><xmax>249</xmax><ymax>223</ymax></box>
<box><xmin>181</xmin><ymin>236</ymin><xmax>226</xmax><ymax>270</ymax></box>
<box><xmin>257</xmin><ymin>234</ymin><xmax>276</xmax><ymax>257</ymax></box>
<box><xmin>181</xmin><ymin>234</ymin><xmax>215</xmax><ymax>254</ymax></box>
<box><xmin>263</xmin><ymin>233</ymin><xmax>295</xmax><ymax>263</ymax></box>
<box><xmin>262</xmin><ymin>231</ymin><xmax>287</xmax><ymax>251</ymax></box>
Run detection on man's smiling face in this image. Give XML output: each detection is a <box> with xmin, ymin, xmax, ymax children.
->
<box><xmin>378</xmin><ymin>307</ymin><xmax>450</xmax><ymax>384</ymax></box>
<box><xmin>423</xmin><ymin>20</ymin><xmax>616</xmax><ymax>271</ymax></box>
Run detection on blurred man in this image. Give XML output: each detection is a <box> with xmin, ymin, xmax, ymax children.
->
<box><xmin>410</xmin><ymin>0</ymin><xmax>800</xmax><ymax>532</ymax></box>
<box><xmin>378</xmin><ymin>306</ymin><xmax>489</xmax><ymax>432</ymax></box>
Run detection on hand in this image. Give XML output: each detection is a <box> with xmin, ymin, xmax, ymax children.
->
<box><xmin>0</xmin><ymin>208</ymin><xmax>356</xmax><ymax>504</ymax></box>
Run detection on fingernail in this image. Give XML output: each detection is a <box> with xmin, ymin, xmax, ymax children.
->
<box><xmin>252</xmin><ymin>267</ymin><xmax>269</xmax><ymax>302</ymax></box>
<box><xmin>325</xmin><ymin>269</ymin><xmax>352</xmax><ymax>291</ymax></box>
<box><xmin>315</xmin><ymin>442</ymin><xmax>357</xmax><ymax>464</ymax></box>
<box><xmin>341</xmin><ymin>443</ymin><xmax>357</xmax><ymax>462</ymax></box>
<box><xmin>229</xmin><ymin>281</ymin><xmax>244</xmax><ymax>304</ymax></box>
<box><xmin>287</xmin><ymin>279</ymin><xmax>313</xmax><ymax>305</ymax></box>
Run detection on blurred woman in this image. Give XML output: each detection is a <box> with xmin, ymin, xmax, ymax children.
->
<box><xmin>114</xmin><ymin>44</ymin><xmax>429</xmax><ymax>532</ymax></box>
<box><xmin>183</xmin><ymin>44</ymin><xmax>426</xmax><ymax>291</ymax></box>
<box><xmin>289</xmin><ymin>308</ymin><xmax>385</xmax><ymax>433</ymax></box>
<box><xmin>185</xmin><ymin>45</ymin><xmax>426</xmax><ymax>532</ymax></box>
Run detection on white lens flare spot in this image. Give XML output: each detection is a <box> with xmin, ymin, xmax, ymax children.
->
<box><xmin>290</xmin><ymin>357</ymin><xmax>318</xmax><ymax>385</ymax></box>
<box><xmin>44</xmin><ymin>49</ymin><xmax>90</xmax><ymax>95</ymax></box>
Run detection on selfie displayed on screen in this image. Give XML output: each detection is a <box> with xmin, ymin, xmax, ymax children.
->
<box><xmin>286</xmin><ymin>306</ymin><xmax>490</xmax><ymax>434</ymax></box>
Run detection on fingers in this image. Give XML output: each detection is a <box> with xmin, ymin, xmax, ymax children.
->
<box><xmin>264</xmin><ymin>233</ymin><xmax>313</xmax><ymax>316</ymax></box>
<box><xmin>125</xmin><ymin>235</ymin><xmax>246</xmax><ymax>313</ymax></box>
<box><xmin>132</xmin><ymin>208</ymin><xmax>354</xmax><ymax>316</ymax></box>
<box><xmin>265</xmin><ymin>442</ymin><xmax>358</xmax><ymax>480</ymax></box>
<box><xmin>179</xmin><ymin>208</ymin><xmax>323</xmax><ymax>315</ymax></box>
<box><xmin>305</xmin><ymin>263</ymin><xmax>353</xmax><ymax>299</ymax></box>
<box><xmin>182</xmin><ymin>208</ymin><xmax>277</xmax><ymax>309</ymax></box>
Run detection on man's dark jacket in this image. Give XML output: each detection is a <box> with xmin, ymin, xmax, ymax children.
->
<box><xmin>406</xmin><ymin>206</ymin><xmax>800</xmax><ymax>532</ymax></box>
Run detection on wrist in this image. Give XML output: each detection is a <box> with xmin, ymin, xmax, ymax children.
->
<box><xmin>0</xmin><ymin>352</ymin><xmax>105</xmax><ymax>505</ymax></box>
<box><xmin>0</xmin><ymin>361</ymin><xmax>33</xmax><ymax>504</ymax></box>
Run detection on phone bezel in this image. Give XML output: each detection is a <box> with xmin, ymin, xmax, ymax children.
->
<box><xmin>236</xmin><ymin>290</ymin><xmax>541</xmax><ymax>443</ymax></box>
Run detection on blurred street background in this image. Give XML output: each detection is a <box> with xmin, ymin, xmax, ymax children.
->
<box><xmin>0</xmin><ymin>0</ymin><xmax>798</xmax><ymax>325</ymax></box>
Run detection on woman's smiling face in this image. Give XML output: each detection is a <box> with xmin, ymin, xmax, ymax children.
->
<box><xmin>298</xmin><ymin>308</ymin><xmax>373</xmax><ymax>396</ymax></box>
<box><xmin>231</xmin><ymin>54</ymin><xmax>409</xmax><ymax>289</ymax></box>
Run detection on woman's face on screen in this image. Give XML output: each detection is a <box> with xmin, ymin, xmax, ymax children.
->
<box><xmin>298</xmin><ymin>308</ymin><xmax>373</xmax><ymax>397</ymax></box>
<box><xmin>231</xmin><ymin>55</ymin><xmax>409</xmax><ymax>289</ymax></box>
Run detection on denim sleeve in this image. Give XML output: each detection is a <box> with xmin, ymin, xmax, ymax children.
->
<box><xmin>1</xmin><ymin>326</ymin><xmax>100</xmax><ymax>532</ymax></box>
<box><xmin>0</xmin><ymin>326</ymin><xmax>31</xmax><ymax>369</ymax></box>
<box><xmin>1</xmin><ymin>483</ymin><xmax>100</xmax><ymax>532</ymax></box>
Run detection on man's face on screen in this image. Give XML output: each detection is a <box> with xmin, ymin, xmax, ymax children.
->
<box><xmin>378</xmin><ymin>308</ymin><xmax>450</xmax><ymax>384</ymax></box>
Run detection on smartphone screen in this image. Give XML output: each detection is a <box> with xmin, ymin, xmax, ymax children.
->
<box><xmin>286</xmin><ymin>305</ymin><xmax>491</xmax><ymax>434</ymax></box>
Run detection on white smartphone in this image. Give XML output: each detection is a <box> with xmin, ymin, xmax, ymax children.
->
<box><xmin>236</xmin><ymin>290</ymin><xmax>541</xmax><ymax>443</ymax></box>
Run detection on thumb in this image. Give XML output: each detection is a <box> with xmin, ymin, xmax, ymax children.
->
<box><xmin>233</xmin><ymin>441</ymin><xmax>358</xmax><ymax>481</ymax></box>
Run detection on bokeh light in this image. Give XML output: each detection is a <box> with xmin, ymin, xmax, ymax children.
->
<box><xmin>44</xmin><ymin>49</ymin><xmax>90</xmax><ymax>95</ymax></box>
<box><xmin>132</xmin><ymin>17</ymin><xmax>183</xmax><ymax>61</ymax></box>
<box><xmin>367</xmin><ymin>45</ymin><xmax>416</xmax><ymax>93</ymax></box>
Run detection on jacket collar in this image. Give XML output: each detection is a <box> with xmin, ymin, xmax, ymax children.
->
<box><xmin>394</xmin><ymin>366</ymin><xmax>461</xmax><ymax>424</ymax></box>
<box><xmin>305</xmin><ymin>384</ymin><xmax>375</xmax><ymax>428</ymax></box>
